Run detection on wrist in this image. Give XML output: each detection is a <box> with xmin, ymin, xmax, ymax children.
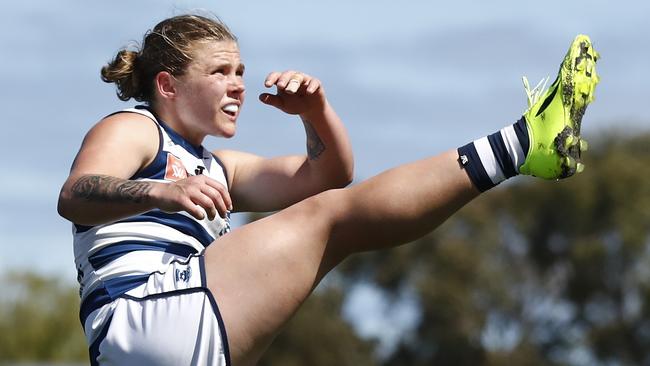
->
<box><xmin>145</xmin><ymin>181</ymin><xmax>166</xmax><ymax>207</ymax></box>
<box><xmin>299</xmin><ymin>99</ymin><xmax>330</xmax><ymax>123</ymax></box>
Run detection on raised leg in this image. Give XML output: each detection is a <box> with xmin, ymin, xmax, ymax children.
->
<box><xmin>204</xmin><ymin>149</ymin><xmax>478</xmax><ymax>365</ymax></box>
<box><xmin>204</xmin><ymin>34</ymin><xmax>601</xmax><ymax>365</ymax></box>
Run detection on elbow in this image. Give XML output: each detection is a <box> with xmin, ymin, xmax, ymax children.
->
<box><xmin>341</xmin><ymin>164</ymin><xmax>354</xmax><ymax>187</ymax></box>
<box><xmin>57</xmin><ymin>194</ymin><xmax>93</xmax><ymax>225</ymax></box>
<box><xmin>57</xmin><ymin>189</ymin><xmax>73</xmax><ymax>221</ymax></box>
<box><xmin>309</xmin><ymin>155</ymin><xmax>354</xmax><ymax>190</ymax></box>
<box><xmin>342</xmin><ymin>157</ymin><xmax>354</xmax><ymax>186</ymax></box>
<box><xmin>331</xmin><ymin>162</ymin><xmax>354</xmax><ymax>188</ymax></box>
<box><xmin>57</xmin><ymin>184</ymin><xmax>82</xmax><ymax>223</ymax></box>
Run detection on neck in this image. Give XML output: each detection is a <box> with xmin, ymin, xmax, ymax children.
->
<box><xmin>150</xmin><ymin>103</ymin><xmax>205</xmax><ymax>146</ymax></box>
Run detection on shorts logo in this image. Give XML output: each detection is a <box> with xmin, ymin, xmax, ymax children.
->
<box><xmin>165</xmin><ymin>154</ymin><xmax>188</xmax><ymax>181</ymax></box>
<box><xmin>175</xmin><ymin>267</ymin><xmax>192</xmax><ymax>283</ymax></box>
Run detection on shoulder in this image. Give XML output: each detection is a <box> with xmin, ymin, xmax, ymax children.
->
<box><xmin>93</xmin><ymin>109</ymin><xmax>158</xmax><ymax>136</ymax></box>
<box><xmin>72</xmin><ymin>109</ymin><xmax>161</xmax><ymax>174</ymax></box>
<box><xmin>83</xmin><ymin>110</ymin><xmax>159</xmax><ymax>149</ymax></box>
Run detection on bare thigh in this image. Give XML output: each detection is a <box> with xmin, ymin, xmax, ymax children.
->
<box><xmin>204</xmin><ymin>189</ymin><xmax>350</xmax><ymax>366</ymax></box>
<box><xmin>203</xmin><ymin>151</ymin><xmax>477</xmax><ymax>365</ymax></box>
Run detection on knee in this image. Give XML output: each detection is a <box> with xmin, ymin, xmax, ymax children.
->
<box><xmin>298</xmin><ymin>188</ymin><xmax>358</xmax><ymax>260</ymax></box>
<box><xmin>293</xmin><ymin>188</ymin><xmax>350</xmax><ymax>227</ymax></box>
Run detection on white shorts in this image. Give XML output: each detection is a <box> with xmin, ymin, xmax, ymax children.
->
<box><xmin>85</xmin><ymin>255</ymin><xmax>230</xmax><ymax>366</ymax></box>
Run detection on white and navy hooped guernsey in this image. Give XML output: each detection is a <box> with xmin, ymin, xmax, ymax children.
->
<box><xmin>73</xmin><ymin>106</ymin><xmax>232</xmax><ymax>366</ymax></box>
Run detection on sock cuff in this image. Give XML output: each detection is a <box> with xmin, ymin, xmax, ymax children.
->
<box><xmin>457</xmin><ymin>143</ymin><xmax>495</xmax><ymax>192</ymax></box>
<box><xmin>458</xmin><ymin>117</ymin><xmax>530</xmax><ymax>192</ymax></box>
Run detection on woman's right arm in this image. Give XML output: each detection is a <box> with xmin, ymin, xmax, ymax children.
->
<box><xmin>57</xmin><ymin>113</ymin><xmax>231</xmax><ymax>225</ymax></box>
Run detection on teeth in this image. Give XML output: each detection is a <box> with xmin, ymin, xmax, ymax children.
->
<box><xmin>222</xmin><ymin>104</ymin><xmax>239</xmax><ymax>114</ymax></box>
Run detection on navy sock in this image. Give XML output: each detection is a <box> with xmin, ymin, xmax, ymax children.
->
<box><xmin>457</xmin><ymin>117</ymin><xmax>530</xmax><ymax>192</ymax></box>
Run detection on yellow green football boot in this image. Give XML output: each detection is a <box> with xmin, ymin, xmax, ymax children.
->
<box><xmin>519</xmin><ymin>34</ymin><xmax>600</xmax><ymax>179</ymax></box>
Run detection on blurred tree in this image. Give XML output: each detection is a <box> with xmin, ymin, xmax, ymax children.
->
<box><xmin>0</xmin><ymin>272</ymin><xmax>87</xmax><ymax>363</ymax></box>
<box><xmin>259</xmin><ymin>286</ymin><xmax>377</xmax><ymax>366</ymax></box>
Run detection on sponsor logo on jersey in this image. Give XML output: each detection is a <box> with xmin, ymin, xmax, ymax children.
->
<box><xmin>165</xmin><ymin>153</ymin><xmax>188</xmax><ymax>181</ymax></box>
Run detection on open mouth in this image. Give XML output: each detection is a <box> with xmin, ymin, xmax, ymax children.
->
<box><xmin>222</xmin><ymin>103</ymin><xmax>239</xmax><ymax>117</ymax></box>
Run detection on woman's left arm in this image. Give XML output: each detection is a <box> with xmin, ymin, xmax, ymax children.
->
<box><xmin>215</xmin><ymin>70</ymin><xmax>354</xmax><ymax>213</ymax></box>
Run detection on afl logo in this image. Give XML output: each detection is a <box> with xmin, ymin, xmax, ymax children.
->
<box><xmin>164</xmin><ymin>153</ymin><xmax>188</xmax><ymax>181</ymax></box>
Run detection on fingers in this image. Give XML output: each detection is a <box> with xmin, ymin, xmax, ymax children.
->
<box><xmin>264</xmin><ymin>71</ymin><xmax>282</xmax><ymax>88</ymax></box>
<box><xmin>305</xmin><ymin>78</ymin><xmax>321</xmax><ymax>94</ymax></box>
<box><xmin>283</xmin><ymin>73</ymin><xmax>304</xmax><ymax>94</ymax></box>
<box><xmin>259</xmin><ymin>93</ymin><xmax>282</xmax><ymax>108</ymax></box>
<box><xmin>201</xmin><ymin>183</ymin><xmax>231</xmax><ymax>219</ymax></box>
<box><xmin>264</xmin><ymin>70</ymin><xmax>320</xmax><ymax>95</ymax></box>
<box><xmin>181</xmin><ymin>197</ymin><xmax>209</xmax><ymax>221</ymax></box>
<box><xmin>191</xmin><ymin>189</ymin><xmax>221</xmax><ymax>221</ymax></box>
<box><xmin>203</xmin><ymin>178</ymin><xmax>233</xmax><ymax>211</ymax></box>
<box><xmin>170</xmin><ymin>176</ymin><xmax>232</xmax><ymax>221</ymax></box>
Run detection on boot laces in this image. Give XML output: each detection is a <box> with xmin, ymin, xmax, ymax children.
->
<box><xmin>522</xmin><ymin>76</ymin><xmax>550</xmax><ymax>107</ymax></box>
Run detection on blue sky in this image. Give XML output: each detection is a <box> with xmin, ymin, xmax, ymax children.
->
<box><xmin>0</xmin><ymin>0</ymin><xmax>648</xmax><ymax>281</ymax></box>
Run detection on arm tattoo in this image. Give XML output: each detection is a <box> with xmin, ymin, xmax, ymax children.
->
<box><xmin>302</xmin><ymin>119</ymin><xmax>325</xmax><ymax>160</ymax></box>
<box><xmin>71</xmin><ymin>175</ymin><xmax>152</xmax><ymax>203</ymax></box>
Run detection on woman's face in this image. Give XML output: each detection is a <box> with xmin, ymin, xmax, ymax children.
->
<box><xmin>174</xmin><ymin>40</ymin><xmax>246</xmax><ymax>143</ymax></box>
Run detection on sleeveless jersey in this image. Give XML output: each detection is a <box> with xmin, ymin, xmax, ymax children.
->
<box><xmin>73</xmin><ymin>106</ymin><xmax>231</xmax><ymax>342</ymax></box>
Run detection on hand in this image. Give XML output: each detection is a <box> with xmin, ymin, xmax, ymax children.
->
<box><xmin>259</xmin><ymin>70</ymin><xmax>326</xmax><ymax>116</ymax></box>
<box><xmin>150</xmin><ymin>175</ymin><xmax>232</xmax><ymax>220</ymax></box>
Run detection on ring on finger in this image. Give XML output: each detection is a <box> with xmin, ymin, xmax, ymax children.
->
<box><xmin>286</xmin><ymin>78</ymin><xmax>302</xmax><ymax>93</ymax></box>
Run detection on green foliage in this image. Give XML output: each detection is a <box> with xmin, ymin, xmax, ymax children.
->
<box><xmin>259</xmin><ymin>287</ymin><xmax>377</xmax><ymax>366</ymax></box>
<box><xmin>0</xmin><ymin>272</ymin><xmax>87</xmax><ymax>362</ymax></box>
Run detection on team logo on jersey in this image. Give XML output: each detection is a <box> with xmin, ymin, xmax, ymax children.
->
<box><xmin>175</xmin><ymin>267</ymin><xmax>192</xmax><ymax>283</ymax></box>
<box><xmin>165</xmin><ymin>153</ymin><xmax>188</xmax><ymax>181</ymax></box>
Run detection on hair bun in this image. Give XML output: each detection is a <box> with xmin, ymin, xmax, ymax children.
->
<box><xmin>101</xmin><ymin>49</ymin><xmax>144</xmax><ymax>101</ymax></box>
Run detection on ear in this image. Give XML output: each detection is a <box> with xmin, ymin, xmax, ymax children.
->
<box><xmin>154</xmin><ymin>71</ymin><xmax>177</xmax><ymax>101</ymax></box>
